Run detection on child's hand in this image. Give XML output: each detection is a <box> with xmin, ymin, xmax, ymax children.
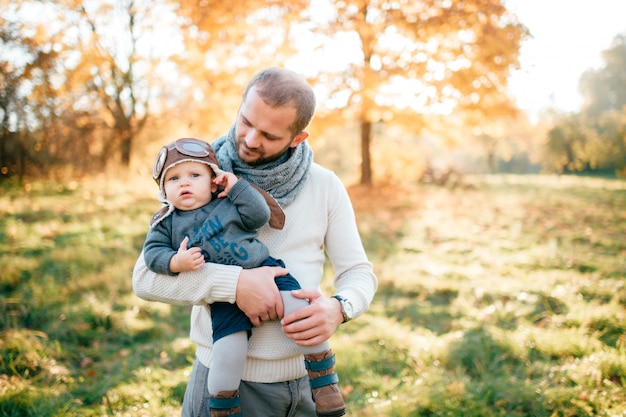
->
<box><xmin>214</xmin><ymin>172</ymin><xmax>238</xmax><ymax>198</ymax></box>
<box><xmin>170</xmin><ymin>236</ymin><xmax>204</xmax><ymax>273</ymax></box>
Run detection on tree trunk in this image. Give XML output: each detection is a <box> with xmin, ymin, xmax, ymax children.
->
<box><xmin>120</xmin><ymin>129</ymin><xmax>132</xmax><ymax>167</ymax></box>
<box><xmin>360</xmin><ymin>119</ymin><xmax>372</xmax><ymax>185</ymax></box>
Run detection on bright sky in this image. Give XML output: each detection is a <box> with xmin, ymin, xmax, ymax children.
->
<box><xmin>505</xmin><ymin>0</ymin><xmax>626</xmax><ymax>119</ymax></box>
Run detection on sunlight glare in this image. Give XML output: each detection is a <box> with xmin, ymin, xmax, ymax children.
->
<box><xmin>287</xmin><ymin>29</ymin><xmax>363</xmax><ymax>76</ymax></box>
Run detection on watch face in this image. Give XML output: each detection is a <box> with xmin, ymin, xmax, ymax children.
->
<box><xmin>344</xmin><ymin>301</ymin><xmax>354</xmax><ymax>320</ymax></box>
<box><xmin>333</xmin><ymin>295</ymin><xmax>353</xmax><ymax>322</ymax></box>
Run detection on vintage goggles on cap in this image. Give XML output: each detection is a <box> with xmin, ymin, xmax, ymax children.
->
<box><xmin>152</xmin><ymin>138</ymin><xmax>220</xmax><ymax>185</ymax></box>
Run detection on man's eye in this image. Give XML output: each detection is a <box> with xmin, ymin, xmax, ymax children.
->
<box><xmin>261</xmin><ymin>130</ymin><xmax>279</xmax><ymax>140</ymax></box>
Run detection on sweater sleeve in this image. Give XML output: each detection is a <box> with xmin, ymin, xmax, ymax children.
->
<box><xmin>132</xmin><ymin>250</ymin><xmax>242</xmax><ymax>306</ymax></box>
<box><xmin>143</xmin><ymin>225</ymin><xmax>177</xmax><ymax>276</ymax></box>
<box><xmin>324</xmin><ymin>174</ymin><xmax>378</xmax><ymax>320</ymax></box>
<box><xmin>228</xmin><ymin>179</ymin><xmax>271</xmax><ymax>230</ymax></box>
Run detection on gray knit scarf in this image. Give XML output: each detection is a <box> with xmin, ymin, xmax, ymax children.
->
<box><xmin>212</xmin><ymin>125</ymin><xmax>313</xmax><ymax>207</ymax></box>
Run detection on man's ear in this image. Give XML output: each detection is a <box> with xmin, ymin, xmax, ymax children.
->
<box><xmin>290</xmin><ymin>131</ymin><xmax>309</xmax><ymax>148</ymax></box>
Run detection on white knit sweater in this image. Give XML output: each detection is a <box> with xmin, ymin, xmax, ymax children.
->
<box><xmin>132</xmin><ymin>163</ymin><xmax>377</xmax><ymax>382</ymax></box>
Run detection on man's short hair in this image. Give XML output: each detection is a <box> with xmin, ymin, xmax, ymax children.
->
<box><xmin>244</xmin><ymin>67</ymin><xmax>316</xmax><ymax>137</ymax></box>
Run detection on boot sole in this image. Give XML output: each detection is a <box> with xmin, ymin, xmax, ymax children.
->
<box><xmin>316</xmin><ymin>407</ymin><xmax>346</xmax><ymax>417</ymax></box>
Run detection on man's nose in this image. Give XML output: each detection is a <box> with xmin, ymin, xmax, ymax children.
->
<box><xmin>245</xmin><ymin>129</ymin><xmax>261</xmax><ymax>148</ymax></box>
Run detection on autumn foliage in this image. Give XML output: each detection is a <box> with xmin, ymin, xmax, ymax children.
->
<box><xmin>1</xmin><ymin>0</ymin><xmax>624</xmax><ymax>183</ymax></box>
<box><xmin>2</xmin><ymin>0</ymin><xmax>528</xmax><ymax>184</ymax></box>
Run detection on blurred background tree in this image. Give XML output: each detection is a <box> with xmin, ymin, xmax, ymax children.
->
<box><xmin>1</xmin><ymin>0</ymin><xmax>176</xmax><ymax>177</ymax></box>
<box><xmin>304</xmin><ymin>0</ymin><xmax>527</xmax><ymax>184</ymax></box>
<box><xmin>1</xmin><ymin>0</ymin><xmax>624</xmax><ymax>183</ymax></box>
<box><xmin>167</xmin><ymin>0</ymin><xmax>310</xmax><ymax>140</ymax></box>
<box><xmin>1</xmin><ymin>3</ymin><xmax>67</xmax><ymax>180</ymax></box>
<box><xmin>544</xmin><ymin>34</ymin><xmax>626</xmax><ymax>176</ymax></box>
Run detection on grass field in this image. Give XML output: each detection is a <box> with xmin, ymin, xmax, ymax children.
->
<box><xmin>1</xmin><ymin>174</ymin><xmax>625</xmax><ymax>416</ymax></box>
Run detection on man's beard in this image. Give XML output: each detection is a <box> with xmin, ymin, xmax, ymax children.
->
<box><xmin>235</xmin><ymin>138</ymin><xmax>292</xmax><ymax>166</ymax></box>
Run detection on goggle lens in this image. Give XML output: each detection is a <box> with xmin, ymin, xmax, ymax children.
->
<box><xmin>153</xmin><ymin>147</ymin><xmax>168</xmax><ymax>182</ymax></box>
<box><xmin>178</xmin><ymin>141</ymin><xmax>209</xmax><ymax>156</ymax></box>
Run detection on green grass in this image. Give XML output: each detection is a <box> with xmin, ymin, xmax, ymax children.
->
<box><xmin>1</xmin><ymin>174</ymin><xmax>625</xmax><ymax>416</ymax></box>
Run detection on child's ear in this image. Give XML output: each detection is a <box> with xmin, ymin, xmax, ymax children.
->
<box><xmin>211</xmin><ymin>180</ymin><xmax>218</xmax><ymax>193</ymax></box>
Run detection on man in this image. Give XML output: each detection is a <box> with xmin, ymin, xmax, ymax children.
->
<box><xmin>132</xmin><ymin>67</ymin><xmax>378</xmax><ymax>417</ymax></box>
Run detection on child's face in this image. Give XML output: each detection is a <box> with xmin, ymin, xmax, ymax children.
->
<box><xmin>163</xmin><ymin>161</ymin><xmax>217</xmax><ymax>211</ymax></box>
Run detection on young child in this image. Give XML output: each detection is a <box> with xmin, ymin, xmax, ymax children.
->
<box><xmin>142</xmin><ymin>138</ymin><xmax>345</xmax><ymax>417</ymax></box>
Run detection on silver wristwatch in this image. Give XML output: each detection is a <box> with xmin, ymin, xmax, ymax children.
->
<box><xmin>332</xmin><ymin>295</ymin><xmax>354</xmax><ymax>323</ymax></box>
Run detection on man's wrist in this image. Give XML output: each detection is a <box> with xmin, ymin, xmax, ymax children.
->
<box><xmin>332</xmin><ymin>295</ymin><xmax>354</xmax><ymax>323</ymax></box>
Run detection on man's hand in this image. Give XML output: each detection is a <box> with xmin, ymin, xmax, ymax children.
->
<box><xmin>236</xmin><ymin>266</ymin><xmax>287</xmax><ymax>326</ymax></box>
<box><xmin>170</xmin><ymin>237</ymin><xmax>204</xmax><ymax>273</ymax></box>
<box><xmin>280</xmin><ymin>289</ymin><xmax>343</xmax><ymax>346</ymax></box>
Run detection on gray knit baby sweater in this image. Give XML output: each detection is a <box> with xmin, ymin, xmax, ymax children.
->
<box><xmin>143</xmin><ymin>179</ymin><xmax>271</xmax><ymax>274</ymax></box>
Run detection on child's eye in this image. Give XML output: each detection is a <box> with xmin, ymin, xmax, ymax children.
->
<box><xmin>168</xmin><ymin>175</ymin><xmax>178</xmax><ymax>181</ymax></box>
<box><xmin>191</xmin><ymin>173</ymin><xmax>200</xmax><ymax>178</ymax></box>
